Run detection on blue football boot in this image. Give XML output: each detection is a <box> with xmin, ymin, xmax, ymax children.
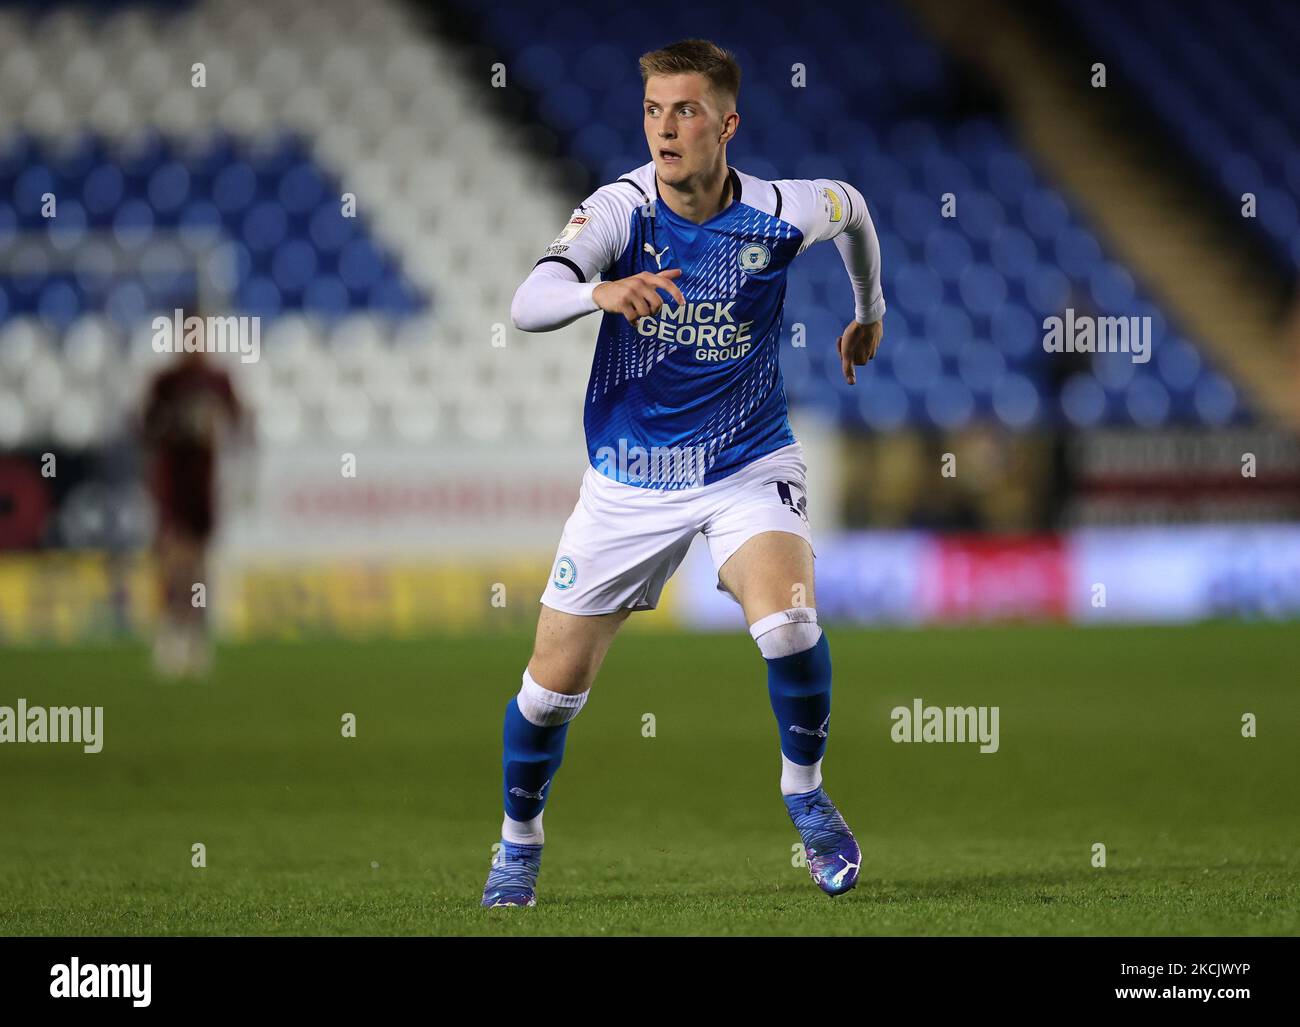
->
<box><xmin>784</xmin><ymin>786</ymin><xmax>861</xmax><ymax>896</ymax></box>
<box><xmin>480</xmin><ymin>839</ymin><xmax>542</xmax><ymax>908</ymax></box>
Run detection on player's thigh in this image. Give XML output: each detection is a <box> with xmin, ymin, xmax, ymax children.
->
<box><xmin>717</xmin><ymin>529</ymin><xmax>815</xmax><ymax>625</ymax></box>
<box><xmin>528</xmin><ymin>604</ymin><xmax>632</xmax><ymax>695</ymax></box>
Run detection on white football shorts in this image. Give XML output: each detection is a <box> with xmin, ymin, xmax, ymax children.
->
<box><xmin>540</xmin><ymin>442</ymin><xmax>814</xmax><ymax>615</ymax></box>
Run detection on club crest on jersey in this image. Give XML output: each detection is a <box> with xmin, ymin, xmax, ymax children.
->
<box><xmin>553</xmin><ymin>556</ymin><xmax>577</xmax><ymax>590</ymax></box>
<box><xmin>738</xmin><ymin>242</ymin><xmax>770</xmax><ymax>273</ymax></box>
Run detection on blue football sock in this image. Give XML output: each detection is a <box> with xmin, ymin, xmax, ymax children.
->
<box><xmin>765</xmin><ymin>632</ymin><xmax>832</xmax><ymax>766</ymax></box>
<box><xmin>501</xmin><ymin>697</ymin><xmax>569</xmax><ymax>822</ymax></box>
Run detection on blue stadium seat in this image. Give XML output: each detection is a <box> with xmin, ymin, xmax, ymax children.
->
<box><xmin>1062</xmin><ymin>0</ymin><xmax>1300</xmax><ymax>271</ymax></box>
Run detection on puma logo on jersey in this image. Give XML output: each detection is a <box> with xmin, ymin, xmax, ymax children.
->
<box><xmin>643</xmin><ymin>242</ymin><xmax>670</xmax><ymax>269</ymax></box>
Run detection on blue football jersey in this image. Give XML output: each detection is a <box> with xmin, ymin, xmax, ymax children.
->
<box><xmin>535</xmin><ymin>162</ymin><xmax>873</xmax><ymax>489</ymax></box>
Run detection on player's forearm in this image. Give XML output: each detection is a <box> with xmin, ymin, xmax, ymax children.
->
<box><xmin>833</xmin><ymin>183</ymin><xmax>886</xmax><ymax>325</ymax></box>
<box><xmin>510</xmin><ymin>264</ymin><xmax>601</xmax><ymax>332</ymax></box>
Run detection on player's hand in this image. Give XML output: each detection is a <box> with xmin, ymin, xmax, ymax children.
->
<box><xmin>593</xmin><ymin>268</ymin><xmax>686</xmax><ymax>326</ymax></box>
<box><xmin>837</xmin><ymin>319</ymin><xmax>883</xmax><ymax>385</ymax></box>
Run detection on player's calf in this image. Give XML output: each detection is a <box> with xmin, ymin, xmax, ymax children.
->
<box><xmin>481</xmin><ymin>668</ymin><xmax>590</xmax><ymax>908</ymax></box>
<box><xmin>751</xmin><ymin>607</ymin><xmax>862</xmax><ymax>896</ymax></box>
<box><xmin>751</xmin><ymin>606</ymin><xmax>830</xmax><ymax>794</ymax></box>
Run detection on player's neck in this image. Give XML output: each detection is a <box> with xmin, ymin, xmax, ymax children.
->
<box><xmin>655</xmin><ymin>163</ymin><xmax>732</xmax><ymax>224</ymax></box>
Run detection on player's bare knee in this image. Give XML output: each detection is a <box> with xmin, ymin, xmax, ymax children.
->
<box><xmin>749</xmin><ymin>607</ymin><xmax>822</xmax><ymax>660</ymax></box>
<box><xmin>526</xmin><ymin>647</ymin><xmax>595</xmax><ymax>696</ymax></box>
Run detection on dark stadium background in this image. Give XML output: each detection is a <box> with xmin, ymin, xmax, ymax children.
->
<box><xmin>0</xmin><ymin>0</ymin><xmax>1296</xmax><ymax>937</ymax></box>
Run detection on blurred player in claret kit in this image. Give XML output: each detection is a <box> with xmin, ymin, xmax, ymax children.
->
<box><xmin>141</xmin><ymin>312</ymin><xmax>247</xmax><ymax>679</ymax></box>
<box><xmin>482</xmin><ymin>39</ymin><xmax>886</xmax><ymax>907</ymax></box>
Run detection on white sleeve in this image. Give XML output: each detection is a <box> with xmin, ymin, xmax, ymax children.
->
<box><xmin>832</xmin><ymin>184</ymin><xmax>886</xmax><ymax>325</ymax></box>
<box><xmin>510</xmin><ymin>260</ymin><xmax>600</xmax><ymax>332</ymax></box>
<box><xmin>510</xmin><ymin>186</ymin><xmax>631</xmax><ymax>332</ymax></box>
<box><xmin>781</xmin><ymin>178</ymin><xmax>886</xmax><ymax>324</ymax></box>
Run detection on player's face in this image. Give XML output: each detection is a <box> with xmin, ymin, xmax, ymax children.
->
<box><xmin>643</xmin><ymin>73</ymin><xmax>735</xmax><ymax>186</ymax></box>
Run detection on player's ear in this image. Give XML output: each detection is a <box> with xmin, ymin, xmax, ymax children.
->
<box><xmin>720</xmin><ymin>110</ymin><xmax>739</xmax><ymax>144</ymax></box>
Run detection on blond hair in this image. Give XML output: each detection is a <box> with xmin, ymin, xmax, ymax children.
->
<box><xmin>638</xmin><ymin>38</ymin><xmax>741</xmax><ymax>108</ymax></box>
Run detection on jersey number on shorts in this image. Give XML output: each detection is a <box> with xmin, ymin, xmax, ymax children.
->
<box><xmin>774</xmin><ymin>481</ymin><xmax>808</xmax><ymax>523</ymax></box>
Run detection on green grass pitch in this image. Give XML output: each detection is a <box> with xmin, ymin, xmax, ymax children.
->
<box><xmin>1</xmin><ymin>622</ymin><xmax>1296</xmax><ymax>936</ymax></box>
